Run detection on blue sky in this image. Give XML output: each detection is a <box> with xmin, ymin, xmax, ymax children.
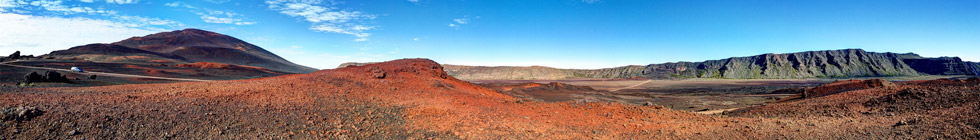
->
<box><xmin>1</xmin><ymin>0</ymin><xmax>978</xmax><ymax>69</ymax></box>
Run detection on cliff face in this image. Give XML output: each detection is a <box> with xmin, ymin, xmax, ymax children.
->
<box><xmin>691</xmin><ymin>49</ymin><xmax>921</xmax><ymax>79</ymax></box>
<box><xmin>443</xmin><ymin>49</ymin><xmax>977</xmax><ymax>80</ymax></box>
<box><xmin>969</xmin><ymin>62</ymin><xmax>980</xmax><ymax>76</ymax></box>
<box><xmin>443</xmin><ymin>65</ymin><xmax>580</xmax><ymax>80</ymax></box>
<box><xmin>902</xmin><ymin>57</ymin><xmax>977</xmax><ymax>75</ymax></box>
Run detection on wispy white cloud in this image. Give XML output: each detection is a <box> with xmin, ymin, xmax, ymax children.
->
<box><xmin>0</xmin><ymin>13</ymin><xmax>164</xmax><ymax>56</ymax></box>
<box><xmin>164</xmin><ymin>1</ymin><xmax>194</xmax><ymax>8</ymax></box>
<box><xmin>2</xmin><ymin>0</ymin><xmax>181</xmax><ymax>28</ymax></box>
<box><xmin>407</xmin><ymin>0</ymin><xmax>422</xmax><ymax>5</ymax></box>
<box><xmin>449</xmin><ymin>16</ymin><xmax>477</xmax><ymax>30</ymax></box>
<box><xmin>76</xmin><ymin>0</ymin><xmax>138</xmax><ymax>4</ymax></box>
<box><xmin>105</xmin><ymin>0</ymin><xmax>137</xmax><ymax>4</ymax></box>
<box><xmin>203</xmin><ymin>0</ymin><xmax>230</xmax><ymax>4</ymax></box>
<box><xmin>114</xmin><ymin>15</ymin><xmax>180</xmax><ymax>27</ymax></box>
<box><xmin>165</xmin><ymin>1</ymin><xmax>255</xmax><ymax>25</ymax></box>
<box><xmin>25</xmin><ymin>0</ymin><xmax>114</xmax><ymax>15</ymax></box>
<box><xmin>453</xmin><ymin>18</ymin><xmax>468</xmax><ymax>24</ymax></box>
<box><xmin>199</xmin><ymin>10</ymin><xmax>255</xmax><ymax>25</ymax></box>
<box><xmin>266</xmin><ymin>0</ymin><xmax>376</xmax><ymax>41</ymax></box>
<box><xmin>580</xmin><ymin>0</ymin><xmax>601</xmax><ymax>4</ymax></box>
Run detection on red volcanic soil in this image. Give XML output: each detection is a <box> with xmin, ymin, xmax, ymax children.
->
<box><xmin>175</xmin><ymin>62</ymin><xmax>283</xmax><ymax>74</ymax></box>
<box><xmin>730</xmin><ymin>78</ymin><xmax>980</xmax><ymax>139</ymax></box>
<box><xmin>803</xmin><ymin>79</ymin><xmax>896</xmax><ymax>98</ymax></box>
<box><xmin>1</xmin><ymin>59</ymin><xmax>977</xmax><ymax>139</ymax></box>
<box><xmin>480</xmin><ymin>82</ymin><xmax>609</xmax><ymax>102</ymax></box>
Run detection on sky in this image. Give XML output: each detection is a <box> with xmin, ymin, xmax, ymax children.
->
<box><xmin>0</xmin><ymin>0</ymin><xmax>978</xmax><ymax>69</ymax></box>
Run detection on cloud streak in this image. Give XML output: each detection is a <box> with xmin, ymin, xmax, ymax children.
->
<box><xmin>449</xmin><ymin>16</ymin><xmax>477</xmax><ymax>30</ymax></box>
<box><xmin>2</xmin><ymin>0</ymin><xmax>181</xmax><ymax>28</ymax></box>
<box><xmin>266</xmin><ymin>0</ymin><xmax>376</xmax><ymax>41</ymax></box>
<box><xmin>165</xmin><ymin>1</ymin><xmax>255</xmax><ymax>25</ymax></box>
<box><xmin>0</xmin><ymin>13</ymin><xmax>163</xmax><ymax>56</ymax></box>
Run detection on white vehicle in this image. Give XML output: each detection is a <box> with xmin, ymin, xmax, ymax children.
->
<box><xmin>70</xmin><ymin>67</ymin><xmax>84</xmax><ymax>72</ymax></box>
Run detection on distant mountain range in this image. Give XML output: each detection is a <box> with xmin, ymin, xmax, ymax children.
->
<box><xmin>46</xmin><ymin>29</ymin><xmax>318</xmax><ymax>73</ymax></box>
<box><xmin>443</xmin><ymin>49</ymin><xmax>980</xmax><ymax>80</ymax></box>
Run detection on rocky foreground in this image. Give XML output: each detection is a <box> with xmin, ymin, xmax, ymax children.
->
<box><xmin>1</xmin><ymin>59</ymin><xmax>977</xmax><ymax>139</ymax></box>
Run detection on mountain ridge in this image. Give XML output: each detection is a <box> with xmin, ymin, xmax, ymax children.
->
<box><xmin>442</xmin><ymin>49</ymin><xmax>979</xmax><ymax>80</ymax></box>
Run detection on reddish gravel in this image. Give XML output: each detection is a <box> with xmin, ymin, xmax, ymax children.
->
<box><xmin>730</xmin><ymin>78</ymin><xmax>980</xmax><ymax>139</ymax></box>
<box><xmin>1</xmin><ymin>59</ymin><xmax>977</xmax><ymax>139</ymax></box>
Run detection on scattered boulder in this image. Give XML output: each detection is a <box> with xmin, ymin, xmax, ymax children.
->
<box><xmin>893</xmin><ymin>119</ymin><xmax>917</xmax><ymax>127</ymax></box>
<box><xmin>67</xmin><ymin>130</ymin><xmax>82</xmax><ymax>136</ymax></box>
<box><xmin>642</xmin><ymin>101</ymin><xmax>655</xmax><ymax>106</ymax></box>
<box><xmin>369</xmin><ymin>66</ymin><xmax>386</xmax><ymax>79</ymax></box>
<box><xmin>22</xmin><ymin>71</ymin><xmax>73</xmax><ymax>84</ymax></box>
<box><xmin>7</xmin><ymin>51</ymin><xmax>21</xmax><ymax>59</ymax></box>
<box><xmin>0</xmin><ymin>106</ymin><xmax>44</xmax><ymax>122</ymax></box>
<box><xmin>23</xmin><ymin>72</ymin><xmax>45</xmax><ymax>83</ymax></box>
<box><xmin>44</xmin><ymin>71</ymin><xmax>71</xmax><ymax>83</ymax></box>
<box><xmin>89</xmin><ymin>75</ymin><xmax>98</xmax><ymax>79</ymax></box>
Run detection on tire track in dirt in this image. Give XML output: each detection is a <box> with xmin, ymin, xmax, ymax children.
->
<box><xmin>610</xmin><ymin>79</ymin><xmax>652</xmax><ymax>92</ymax></box>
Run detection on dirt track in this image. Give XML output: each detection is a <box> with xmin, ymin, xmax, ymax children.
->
<box><xmin>609</xmin><ymin>79</ymin><xmax>651</xmax><ymax>92</ymax></box>
<box><xmin>0</xmin><ymin>61</ymin><xmax>212</xmax><ymax>82</ymax></box>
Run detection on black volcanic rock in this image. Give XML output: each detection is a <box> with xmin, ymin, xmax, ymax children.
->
<box><xmin>22</xmin><ymin>71</ymin><xmax>71</xmax><ymax>83</ymax></box>
<box><xmin>23</xmin><ymin>72</ymin><xmax>43</xmax><ymax>83</ymax></box>
<box><xmin>111</xmin><ymin>29</ymin><xmax>318</xmax><ymax>73</ymax></box>
<box><xmin>7</xmin><ymin>51</ymin><xmax>20</xmax><ymax>59</ymax></box>
<box><xmin>44</xmin><ymin>71</ymin><xmax>70</xmax><ymax>83</ymax></box>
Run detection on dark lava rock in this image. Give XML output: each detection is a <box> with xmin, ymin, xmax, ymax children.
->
<box><xmin>67</xmin><ymin>130</ymin><xmax>82</xmax><ymax>136</ymax></box>
<box><xmin>23</xmin><ymin>72</ymin><xmax>44</xmax><ymax>83</ymax></box>
<box><xmin>7</xmin><ymin>51</ymin><xmax>20</xmax><ymax>59</ymax></box>
<box><xmin>89</xmin><ymin>75</ymin><xmax>98</xmax><ymax>79</ymax></box>
<box><xmin>44</xmin><ymin>71</ymin><xmax>71</xmax><ymax>83</ymax></box>
<box><xmin>643</xmin><ymin>101</ymin><xmax>655</xmax><ymax>106</ymax></box>
<box><xmin>23</xmin><ymin>71</ymin><xmax>73</xmax><ymax>83</ymax></box>
<box><xmin>1</xmin><ymin>106</ymin><xmax>45</xmax><ymax>121</ymax></box>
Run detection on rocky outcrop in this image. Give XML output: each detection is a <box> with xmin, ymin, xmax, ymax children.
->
<box><xmin>21</xmin><ymin>71</ymin><xmax>71</xmax><ymax>84</ymax></box>
<box><xmin>803</xmin><ymin>79</ymin><xmax>895</xmax><ymax>98</ymax></box>
<box><xmin>337</xmin><ymin>62</ymin><xmax>378</xmax><ymax>68</ymax></box>
<box><xmin>0</xmin><ymin>106</ymin><xmax>44</xmax><ymax>122</ymax></box>
<box><xmin>7</xmin><ymin>51</ymin><xmax>20</xmax><ymax>59</ymax></box>
<box><xmin>444</xmin><ymin>49</ymin><xmax>978</xmax><ymax>80</ymax></box>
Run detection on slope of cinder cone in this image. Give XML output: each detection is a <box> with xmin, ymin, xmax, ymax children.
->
<box><xmin>111</xmin><ymin>28</ymin><xmax>318</xmax><ymax>73</ymax></box>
